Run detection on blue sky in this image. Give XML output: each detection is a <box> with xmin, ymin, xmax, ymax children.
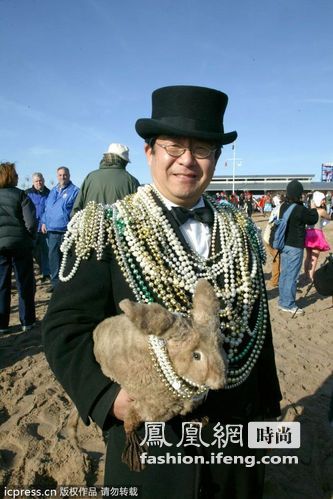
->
<box><xmin>1</xmin><ymin>0</ymin><xmax>332</xmax><ymax>188</ymax></box>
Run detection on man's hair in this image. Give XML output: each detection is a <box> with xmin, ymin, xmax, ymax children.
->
<box><xmin>32</xmin><ymin>172</ymin><xmax>45</xmax><ymax>181</ymax></box>
<box><xmin>102</xmin><ymin>153</ymin><xmax>128</xmax><ymax>168</ymax></box>
<box><xmin>0</xmin><ymin>162</ymin><xmax>18</xmax><ymax>188</ymax></box>
<box><xmin>146</xmin><ymin>137</ymin><xmax>222</xmax><ymax>160</ymax></box>
<box><xmin>57</xmin><ymin>166</ymin><xmax>70</xmax><ymax>174</ymax></box>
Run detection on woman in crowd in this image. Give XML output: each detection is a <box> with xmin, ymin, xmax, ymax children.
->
<box><xmin>0</xmin><ymin>162</ymin><xmax>37</xmax><ymax>333</ymax></box>
<box><xmin>304</xmin><ymin>191</ymin><xmax>332</xmax><ymax>282</ymax></box>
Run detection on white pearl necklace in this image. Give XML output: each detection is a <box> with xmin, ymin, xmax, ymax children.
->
<box><xmin>148</xmin><ymin>335</ymin><xmax>208</xmax><ymax>400</ymax></box>
<box><xmin>58</xmin><ymin>185</ymin><xmax>268</xmax><ymax>389</ymax></box>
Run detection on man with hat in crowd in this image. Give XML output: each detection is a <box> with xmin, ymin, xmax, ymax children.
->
<box><xmin>278</xmin><ymin>179</ymin><xmax>318</xmax><ymax>316</ymax></box>
<box><xmin>72</xmin><ymin>143</ymin><xmax>140</xmax><ymax>215</ymax></box>
<box><xmin>42</xmin><ymin>85</ymin><xmax>282</xmax><ymax>498</ymax></box>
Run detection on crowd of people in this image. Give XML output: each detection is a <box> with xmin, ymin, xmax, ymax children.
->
<box><xmin>0</xmin><ymin>84</ymin><xmax>332</xmax><ymax>497</ymax></box>
<box><xmin>0</xmin><ymin>144</ymin><xmax>140</xmax><ymax>333</ymax></box>
<box><xmin>215</xmin><ymin>189</ymin><xmax>333</xmax><ymax>218</ymax></box>
<box><xmin>214</xmin><ymin>185</ymin><xmax>332</xmax><ymax>316</ymax></box>
<box><xmin>215</xmin><ymin>190</ymin><xmax>254</xmax><ymax>217</ymax></box>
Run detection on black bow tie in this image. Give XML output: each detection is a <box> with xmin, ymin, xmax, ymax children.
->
<box><xmin>170</xmin><ymin>206</ymin><xmax>214</xmax><ymax>227</ymax></box>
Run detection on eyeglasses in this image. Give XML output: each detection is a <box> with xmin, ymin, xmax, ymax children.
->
<box><xmin>155</xmin><ymin>142</ymin><xmax>217</xmax><ymax>159</ymax></box>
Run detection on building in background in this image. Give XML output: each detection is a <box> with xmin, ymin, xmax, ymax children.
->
<box><xmin>208</xmin><ymin>173</ymin><xmax>332</xmax><ymax>196</ymax></box>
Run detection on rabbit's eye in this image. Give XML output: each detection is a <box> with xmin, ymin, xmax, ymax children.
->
<box><xmin>193</xmin><ymin>351</ymin><xmax>201</xmax><ymax>360</ymax></box>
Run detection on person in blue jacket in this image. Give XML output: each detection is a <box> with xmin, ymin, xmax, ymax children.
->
<box><xmin>41</xmin><ymin>167</ymin><xmax>79</xmax><ymax>291</ymax></box>
<box><xmin>26</xmin><ymin>172</ymin><xmax>50</xmax><ymax>281</ymax></box>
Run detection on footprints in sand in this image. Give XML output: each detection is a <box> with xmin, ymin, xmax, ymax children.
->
<box><xmin>0</xmin><ymin>407</ymin><xmax>10</xmax><ymax>425</ymax></box>
<box><xmin>0</xmin><ymin>348</ymin><xmax>105</xmax><ymax>489</ymax></box>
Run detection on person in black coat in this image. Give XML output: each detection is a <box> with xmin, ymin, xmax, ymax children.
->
<box><xmin>0</xmin><ymin>162</ymin><xmax>37</xmax><ymax>333</ymax></box>
<box><xmin>278</xmin><ymin>180</ymin><xmax>318</xmax><ymax>315</ymax></box>
<box><xmin>42</xmin><ymin>86</ymin><xmax>282</xmax><ymax>498</ymax></box>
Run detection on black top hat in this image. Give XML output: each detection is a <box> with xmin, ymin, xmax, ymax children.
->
<box><xmin>135</xmin><ymin>85</ymin><xmax>237</xmax><ymax>145</ymax></box>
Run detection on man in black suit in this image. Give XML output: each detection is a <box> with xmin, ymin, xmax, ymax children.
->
<box><xmin>42</xmin><ymin>86</ymin><xmax>281</xmax><ymax>498</ymax></box>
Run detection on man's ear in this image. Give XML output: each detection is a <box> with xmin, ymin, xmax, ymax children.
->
<box><xmin>144</xmin><ymin>143</ymin><xmax>153</xmax><ymax>167</ymax></box>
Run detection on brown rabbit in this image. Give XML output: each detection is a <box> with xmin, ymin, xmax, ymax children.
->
<box><xmin>93</xmin><ymin>278</ymin><xmax>227</xmax><ymax>470</ymax></box>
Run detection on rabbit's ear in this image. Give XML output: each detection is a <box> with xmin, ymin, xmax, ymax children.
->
<box><xmin>119</xmin><ymin>300</ymin><xmax>175</xmax><ymax>335</ymax></box>
<box><xmin>192</xmin><ymin>279</ymin><xmax>220</xmax><ymax>327</ymax></box>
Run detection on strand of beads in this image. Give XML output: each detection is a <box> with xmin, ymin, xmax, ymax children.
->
<box><xmin>148</xmin><ymin>335</ymin><xmax>208</xmax><ymax>399</ymax></box>
<box><xmin>110</xmin><ymin>206</ymin><xmax>154</xmax><ymax>303</ymax></box>
<box><xmin>225</xmin><ymin>261</ymin><xmax>268</xmax><ymax>386</ymax></box>
<box><xmin>59</xmin><ymin>202</ymin><xmax>110</xmax><ymax>282</ymax></box>
<box><xmin>115</xmin><ymin>185</ymin><xmax>258</xmax><ymax>330</ymax></box>
<box><xmin>55</xmin><ymin>186</ymin><xmax>269</xmax><ymax>391</ymax></box>
<box><xmin>116</xmin><ymin>198</ymin><xmax>190</xmax><ymax>310</ymax></box>
<box><xmin>104</xmin><ymin>185</ymin><xmax>268</xmax><ymax>389</ymax></box>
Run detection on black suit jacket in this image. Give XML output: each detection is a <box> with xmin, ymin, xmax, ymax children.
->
<box><xmin>42</xmin><ymin>207</ymin><xmax>281</xmax><ymax>430</ymax></box>
<box><xmin>42</xmin><ymin>206</ymin><xmax>282</xmax><ymax>492</ymax></box>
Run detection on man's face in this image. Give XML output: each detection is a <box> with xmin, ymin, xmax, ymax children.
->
<box><xmin>145</xmin><ymin>136</ymin><xmax>218</xmax><ymax>208</ymax></box>
<box><xmin>57</xmin><ymin>168</ymin><xmax>70</xmax><ymax>188</ymax></box>
<box><xmin>33</xmin><ymin>176</ymin><xmax>44</xmax><ymax>191</ymax></box>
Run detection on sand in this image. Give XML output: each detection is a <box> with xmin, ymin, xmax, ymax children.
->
<box><xmin>0</xmin><ymin>214</ymin><xmax>332</xmax><ymax>498</ymax></box>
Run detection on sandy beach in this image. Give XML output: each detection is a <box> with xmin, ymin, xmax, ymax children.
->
<box><xmin>0</xmin><ymin>213</ymin><xmax>332</xmax><ymax>498</ymax></box>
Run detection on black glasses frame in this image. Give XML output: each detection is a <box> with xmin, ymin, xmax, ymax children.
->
<box><xmin>155</xmin><ymin>142</ymin><xmax>217</xmax><ymax>159</ymax></box>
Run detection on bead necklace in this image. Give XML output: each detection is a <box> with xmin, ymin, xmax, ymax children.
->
<box><xmin>59</xmin><ymin>185</ymin><xmax>268</xmax><ymax>388</ymax></box>
<box><xmin>148</xmin><ymin>335</ymin><xmax>209</xmax><ymax>400</ymax></box>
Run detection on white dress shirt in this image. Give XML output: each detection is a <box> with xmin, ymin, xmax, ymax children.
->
<box><xmin>156</xmin><ymin>189</ymin><xmax>212</xmax><ymax>258</ymax></box>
